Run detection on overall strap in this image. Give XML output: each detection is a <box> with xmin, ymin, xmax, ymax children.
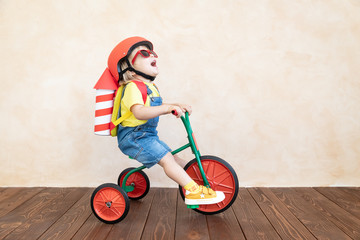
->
<box><xmin>152</xmin><ymin>83</ymin><xmax>160</xmax><ymax>94</ymax></box>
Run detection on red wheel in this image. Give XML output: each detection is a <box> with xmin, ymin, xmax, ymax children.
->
<box><xmin>91</xmin><ymin>183</ymin><xmax>130</xmax><ymax>224</ymax></box>
<box><xmin>179</xmin><ymin>155</ymin><xmax>239</xmax><ymax>215</ymax></box>
<box><xmin>118</xmin><ymin>168</ymin><xmax>150</xmax><ymax>200</ymax></box>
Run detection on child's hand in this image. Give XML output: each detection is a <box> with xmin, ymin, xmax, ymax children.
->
<box><xmin>177</xmin><ymin>104</ymin><xmax>192</xmax><ymax>116</ymax></box>
<box><xmin>169</xmin><ymin>105</ymin><xmax>184</xmax><ymax>118</ymax></box>
<box><xmin>167</xmin><ymin>104</ymin><xmax>192</xmax><ymax>118</ymax></box>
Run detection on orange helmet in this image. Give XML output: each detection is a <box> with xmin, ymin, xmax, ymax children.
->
<box><xmin>108</xmin><ymin>36</ymin><xmax>154</xmax><ymax>81</ymax></box>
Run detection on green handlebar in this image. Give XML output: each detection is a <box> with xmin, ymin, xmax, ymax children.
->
<box><xmin>174</xmin><ymin>111</ymin><xmax>210</xmax><ymax>187</ymax></box>
<box><xmin>123</xmin><ymin>111</ymin><xmax>210</xmax><ymax>194</ymax></box>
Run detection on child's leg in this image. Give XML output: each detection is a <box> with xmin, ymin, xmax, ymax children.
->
<box><xmin>158</xmin><ymin>152</ymin><xmax>192</xmax><ymax>187</ymax></box>
<box><xmin>158</xmin><ymin>152</ymin><xmax>225</xmax><ymax>205</ymax></box>
<box><xmin>173</xmin><ymin>154</ymin><xmax>189</xmax><ymax>168</ymax></box>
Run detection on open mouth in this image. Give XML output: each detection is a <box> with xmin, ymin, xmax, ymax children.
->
<box><xmin>151</xmin><ymin>60</ymin><xmax>157</xmax><ymax>67</ymax></box>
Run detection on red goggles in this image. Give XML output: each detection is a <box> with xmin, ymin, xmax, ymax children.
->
<box><xmin>131</xmin><ymin>49</ymin><xmax>158</xmax><ymax>65</ymax></box>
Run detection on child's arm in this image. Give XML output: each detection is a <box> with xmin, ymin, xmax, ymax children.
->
<box><xmin>131</xmin><ymin>103</ymin><xmax>191</xmax><ymax>120</ymax></box>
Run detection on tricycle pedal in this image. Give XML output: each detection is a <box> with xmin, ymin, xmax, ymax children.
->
<box><xmin>187</xmin><ymin>204</ymin><xmax>199</xmax><ymax>209</ymax></box>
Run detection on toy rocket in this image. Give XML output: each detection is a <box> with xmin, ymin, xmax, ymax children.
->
<box><xmin>94</xmin><ymin>68</ymin><xmax>118</xmax><ymax>135</ymax></box>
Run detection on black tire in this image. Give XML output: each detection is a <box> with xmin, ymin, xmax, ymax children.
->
<box><xmin>179</xmin><ymin>155</ymin><xmax>239</xmax><ymax>215</ymax></box>
<box><xmin>91</xmin><ymin>183</ymin><xmax>130</xmax><ymax>224</ymax></box>
<box><xmin>118</xmin><ymin>167</ymin><xmax>150</xmax><ymax>200</ymax></box>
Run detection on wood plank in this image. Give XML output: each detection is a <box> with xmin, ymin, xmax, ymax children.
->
<box><xmin>140</xmin><ymin>188</ymin><xmax>177</xmax><ymax>240</ymax></box>
<box><xmin>248</xmin><ymin>188</ymin><xmax>316</xmax><ymax>240</ymax></box>
<box><xmin>206</xmin><ymin>208</ymin><xmax>246</xmax><ymax>240</ymax></box>
<box><xmin>0</xmin><ymin>188</ymin><xmax>23</xmax><ymax>217</ymax></box>
<box><xmin>293</xmin><ymin>188</ymin><xmax>360</xmax><ymax>239</ymax></box>
<box><xmin>0</xmin><ymin>187</ymin><xmax>358</xmax><ymax>240</ymax></box>
<box><xmin>232</xmin><ymin>188</ymin><xmax>281</xmax><ymax>240</ymax></box>
<box><xmin>3</xmin><ymin>188</ymin><xmax>88</xmax><ymax>240</ymax></box>
<box><xmin>71</xmin><ymin>214</ymin><xmax>113</xmax><ymax>240</ymax></box>
<box><xmin>88</xmin><ymin>220</ymin><xmax>113</xmax><ymax>240</ymax></box>
<box><xmin>37</xmin><ymin>188</ymin><xmax>93</xmax><ymax>240</ymax></box>
<box><xmin>341</xmin><ymin>187</ymin><xmax>360</xmax><ymax>200</ymax></box>
<box><xmin>271</xmin><ymin>188</ymin><xmax>352</xmax><ymax>240</ymax></box>
<box><xmin>106</xmin><ymin>188</ymin><xmax>156</xmax><ymax>240</ymax></box>
<box><xmin>0</xmin><ymin>188</ymin><xmax>9</xmax><ymax>194</ymax></box>
<box><xmin>0</xmin><ymin>188</ymin><xmax>22</xmax><ymax>199</ymax></box>
<box><xmin>0</xmin><ymin>188</ymin><xmax>44</xmax><ymax>218</ymax></box>
<box><xmin>315</xmin><ymin>187</ymin><xmax>360</xmax><ymax>218</ymax></box>
<box><xmin>0</xmin><ymin>188</ymin><xmax>69</xmax><ymax>238</ymax></box>
<box><xmin>175</xmin><ymin>192</ymin><xmax>210</xmax><ymax>240</ymax></box>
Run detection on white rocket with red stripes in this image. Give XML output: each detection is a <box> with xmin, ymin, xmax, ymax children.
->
<box><xmin>94</xmin><ymin>68</ymin><xmax>118</xmax><ymax>135</ymax></box>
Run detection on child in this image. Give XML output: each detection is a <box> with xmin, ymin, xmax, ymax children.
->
<box><xmin>107</xmin><ymin>36</ymin><xmax>224</xmax><ymax>205</ymax></box>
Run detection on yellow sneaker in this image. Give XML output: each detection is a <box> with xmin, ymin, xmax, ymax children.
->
<box><xmin>185</xmin><ymin>185</ymin><xmax>225</xmax><ymax>205</ymax></box>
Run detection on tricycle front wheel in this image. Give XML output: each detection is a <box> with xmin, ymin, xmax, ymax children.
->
<box><xmin>179</xmin><ymin>155</ymin><xmax>239</xmax><ymax>215</ymax></box>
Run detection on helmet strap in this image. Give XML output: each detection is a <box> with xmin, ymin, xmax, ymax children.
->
<box><xmin>132</xmin><ymin>68</ymin><xmax>156</xmax><ymax>81</ymax></box>
<box><xmin>117</xmin><ymin>59</ymin><xmax>155</xmax><ymax>82</ymax></box>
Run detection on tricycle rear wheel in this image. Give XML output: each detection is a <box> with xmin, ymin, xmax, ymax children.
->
<box><xmin>179</xmin><ymin>155</ymin><xmax>239</xmax><ymax>215</ymax></box>
<box><xmin>91</xmin><ymin>183</ymin><xmax>130</xmax><ymax>224</ymax></box>
<box><xmin>118</xmin><ymin>167</ymin><xmax>150</xmax><ymax>200</ymax></box>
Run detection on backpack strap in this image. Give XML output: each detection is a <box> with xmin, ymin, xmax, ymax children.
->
<box><xmin>109</xmin><ymin>81</ymin><xmax>149</xmax><ymax>136</ymax></box>
<box><xmin>132</xmin><ymin>80</ymin><xmax>148</xmax><ymax>104</ymax></box>
<box><xmin>110</xmin><ymin>111</ymin><xmax>132</xmax><ymax>132</ymax></box>
<box><xmin>110</xmin><ymin>85</ymin><xmax>126</xmax><ymax>136</ymax></box>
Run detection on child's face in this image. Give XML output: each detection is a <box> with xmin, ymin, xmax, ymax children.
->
<box><xmin>130</xmin><ymin>46</ymin><xmax>159</xmax><ymax>78</ymax></box>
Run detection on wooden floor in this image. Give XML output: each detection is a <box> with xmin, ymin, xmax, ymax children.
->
<box><xmin>0</xmin><ymin>187</ymin><xmax>359</xmax><ymax>240</ymax></box>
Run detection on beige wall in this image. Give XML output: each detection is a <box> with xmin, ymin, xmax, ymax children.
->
<box><xmin>1</xmin><ymin>0</ymin><xmax>360</xmax><ymax>187</ymax></box>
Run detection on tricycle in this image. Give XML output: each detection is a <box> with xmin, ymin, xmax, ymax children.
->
<box><xmin>90</xmin><ymin>112</ymin><xmax>239</xmax><ymax>224</ymax></box>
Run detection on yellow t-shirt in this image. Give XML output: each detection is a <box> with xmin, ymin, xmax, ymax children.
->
<box><xmin>120</xmin><ymin>81</ymin><xmax>160</xmax><ymax>127</ymax></box>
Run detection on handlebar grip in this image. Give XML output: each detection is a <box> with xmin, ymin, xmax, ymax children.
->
<box><xmin>171</xmin><ymin>110</ymin><xmax>178</xmax><ymax>116</ymax></box>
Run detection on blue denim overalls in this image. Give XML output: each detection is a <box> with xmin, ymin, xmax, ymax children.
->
<box><xmin>117</xmin><ymin>83</ymin><xmax>172</xmax><ymax>168</ymax></box>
